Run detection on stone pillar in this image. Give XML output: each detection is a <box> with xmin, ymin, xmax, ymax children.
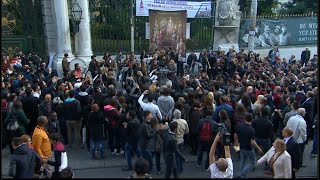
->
<box><xmin>74</xmin><ymin>0</ymin><xmax>93</xmax><ymax>65</ymax></box>
<box><xmin>53</xmin><ymin>0</ymin><xmax>73</xmax><ymax>58</ymax></box>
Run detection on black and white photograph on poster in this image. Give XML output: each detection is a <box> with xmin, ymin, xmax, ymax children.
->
<box><xmin>258</xmin><ymin>21</ymin><xmax>292</xmax><ymax>47</ymax></box>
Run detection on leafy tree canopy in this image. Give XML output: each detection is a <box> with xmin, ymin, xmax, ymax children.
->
<box><xmin>239</xmin><ymin>0</ymin><xmax>280</xmax><ymax>17</ymax></box>
<box><xmin>280</xmin><ymin>0</ymin><xmax>318</xmax><ymax>14</ymax></box>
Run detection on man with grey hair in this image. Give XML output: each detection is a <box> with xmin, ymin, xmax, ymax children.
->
<box><xmin>172</xmin><ymin>109</ymin><xmax>189</xmax><ymax>173</ymax></box>
<box><xmin>286</xmin><ymin>108</ymin><xmax>307</xmax><ymax>167</ymax></box>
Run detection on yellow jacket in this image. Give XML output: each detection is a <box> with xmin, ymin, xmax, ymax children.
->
<box><xmin>32</xmin><ymin>126</ymin><xmax>52</xmax><ymax>159</ymax></box>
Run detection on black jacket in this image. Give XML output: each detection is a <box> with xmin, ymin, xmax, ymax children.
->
<box><xmin>21</xmin><ymin>95</ymin><xmax>39</xmax><ymax>130</ymax></box>
<box><xmin>63</xmin><ymin>98</ymin><xmax>82</xmax><ymax>121</ymax></box>
<box><xmin>125</xmin><ymin>118</ymin><xmax>140</xmax><ymax>147</ymax></box>
<box><xmin>252</xmin><ymin>116</ymin><xmax>273</xmax><ymax>139</ymax></box>
<box><xmin>138</xmin><ymin>121</ymin><xmax>156</xmax><ymax>149</ymax></box>
<box><xmin>286</xmin><ymin>137</ymin><xmax>300</xmax><ymax>170</ymax></box>
<box><xmin>88</xmin><ymin>112</ymin><xmax>105</xmax><ymax>140</ymax></box>
<box><xmin>8</xmin><ymin>143</ymin><xmax>42</xmax><ymax>178</ymax></box>
<box><xmin>162</xmin><ymin>130</ymin><xmax>178</xmax><ymax>156</ymax></box>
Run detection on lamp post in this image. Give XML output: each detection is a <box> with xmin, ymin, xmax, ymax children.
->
<box><xmin>248</xmin><ymin>0</ymin><xmax>257</xmax><ymax>52</ymax></box>
<box><xmin>71</xmin><ymin>0</ymin><xmax>83</xmax><ymax>34</ymax></box>
<box><xmin>130</xmin><ymin>0</ymin><xmax>135</xmax><ymax>53</ymax></box>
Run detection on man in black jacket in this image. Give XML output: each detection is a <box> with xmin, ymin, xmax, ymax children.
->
<box><xmin>122</xmin><ymin>110</ymin><xmax>141</xmax><ymax>171</ymax></box>
<box><xmin>300</xmin><ymin>47</ymin><xmax>310</xmax><ymax>67</ymax></box>
<box><xmin>301</xmin><ymin>91</ymin><xmax>315</xmax><ymax>142</ymax></box>
<box><xmin>162</xmin><ymin>121</ymin><xmax>179</xmax><ymax>178</ymax></box>
<box><xmin>63</xmin><ymin>90</ymin><xmax>82</xmax><ymax>149</ymax></box>
<box><xmin>282</xmin><ymin>127</ymin><xmax>300</xmax><ymax>179</ymax></box>
<box><xmin>138</xmin><ymin>111</ymin><xmax>157</xmax><ymax>173</ymax></box>
<box><xmin>8</xmin><ymin>137</ymin><xmax>42</xmax><ymax>178</ymax></box>
<box><xmin>21</xmin><ymin>87</ymin><xmax>39</xmax><ymax>134</ymax></box>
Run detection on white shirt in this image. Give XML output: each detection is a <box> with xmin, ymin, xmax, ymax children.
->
<box><xmin>283</xmin><ymin>136</ymin><xmax>293</xmax><ymax>145</ymax></box>
<box><xmin>286</xmin><ymin>114</ymin><xmax>307</xmax><ymax>144</ymax></box>
<box><xmin>210</xmin><ymin>158</ymin><xmax>233</xmax><ymax>178</ymax></box>
<box><xmin>138</xmin><ymin>94</ymin><xmax>162</xmax><ymax>120</ymax></box>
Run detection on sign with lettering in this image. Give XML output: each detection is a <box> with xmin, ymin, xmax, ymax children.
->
<box><xmin>239</xmin><ymin>17</ymin><xmax>317</xmax><ymax>47</ymax></box>
<box><xmin>136</xmin><ymin>0</ymin><xmax>211</xmax><ymax>18</ymax></box>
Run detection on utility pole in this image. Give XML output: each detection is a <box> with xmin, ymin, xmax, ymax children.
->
<box><xmin>248</xmin><ymin>0</ymin><xmax>257</xmax><ymax>52</ymax></box>
<box><xmin>130</xmin><ymin>0</ymin><xmax>135</xmax><ymax>53</ymax></box>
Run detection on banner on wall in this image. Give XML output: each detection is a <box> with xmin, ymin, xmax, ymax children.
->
<box><xmin>137</xmin><ymin>0</ymin><xmax>211</xmax><ymax>18</ymax></box>
<box><xmin>146</xmin><ymin>22</ymin><xmax>190</xmax><ymax>39</ymax></box>
<box><xmin>149</xmin><ymin>10</ymin><xmax>187</xmax><ymax>57</ymax></box>
<box><xmin>239</xmin><ymin>17</ymin><xmax>318</xmax><ymax>47</ymax></box>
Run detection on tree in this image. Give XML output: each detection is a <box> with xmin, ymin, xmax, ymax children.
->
<box><xmin>280</xmin><ymin>0</ymin><xmax>318</xmax><ymax>14</ymax></box>
<box><xmin>239</xmin><ymin>0</ymin><xmax>279</xmax><ymax>17</ymax></box>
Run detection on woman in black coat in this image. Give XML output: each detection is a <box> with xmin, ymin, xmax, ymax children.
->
<box><xmin>87</xmin><ymin>104</ymin><xmax>105</xmax><ymax>159</ymax></box>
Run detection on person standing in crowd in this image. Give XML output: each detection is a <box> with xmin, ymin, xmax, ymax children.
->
<box><xmin>122</xmin><ymin>110</ymin><xmax>141</xmax><ymax>171</ymax></box>
<box><xmin>39</xmin><ymin>94</ymin><xmax>53</xmax><ymax>117</ymax></box>
<box><xmin>5</xmin><ymin>100</ymin><xmax>30</xmax><ymax>154</ymax></box>
<box><xmin>32</xmin><ymin>116</ymin><xmax>52</xmax><ymax>160</ymax></box>
<box><xmin>63</xmin><ymin>90</ymin><xmax>82</xmax><ymax>150</ymax></box>
<box><xmin>301</xmin><ymin>91</ymin><xmax>315</xmax><ymax>142</ymax></box>
<box><xmin>300</xmin><ymin>47</ymin><xmax>310</xmax><ymax>67</ymax></box>
<box><xmin>62</xmin><ymin>53</ymin><xmax>70</xmax><ymax>77</ymax></box>
<box><xmin>47</xmin><ymin>133</ymin><xmax>68</xmax><ymax>178</ymax></box>
<box><xmin>197</xmin><ymin>109</ymin><xmax>218</xmax><ymax>171</ymax></box>
<box><xmin>209</xmin><ymin>132</ymin><xmax>233</xmax><ymax>178</ymax></box>
<box><xmin>21</xmin><ymin>87</ymin><xmax>39</xmax><ymax>135</ymax></box>
<box><xmin>162</xmin><ymin>121</ymin><xmax>179</xmax><ymax>178</ymax></box>
<box><xmin>213</xmin><ymin>96</ymin><xmax>234</xmax><ymax>123</ymax></box>
<box><xmin>234</xmin><ymin>113</ymin><xmax>263</xmax><ymax>178</ymax></box>
<box><xmin>286</xmin><ymin>108</ymin><xmax>307</xmax><ymax>168</ymax></box>
<box><xmin>8</xmin><ymin>137</ymin><xmax>42</xmax><ymax>178</ymax></box>
<box><xmin>115</xmin><ymin>50</ymin><xmax>125</xmax><ymax>81</ymax></box>
<box><xmin>256</xmin><ymin>139</ymin><xmax>292</xmax><ymax>178</ymax></box>
<box><xmin>138</xmin><ymin>111</ymin><xmax>157</xmax><ymax>173</ymax></box>
<box><xmin>157</xmin><ymin>87</ymin><xmax>175</xmax><ymax>121</ymax></box>
<box><xmin>87</xmin><ymin>104</ymin><xmax>105</xmax><ymax>159</ymax></box>
<box><xmin>138</xmin><ymin>90</ymin><xmax>162</xmax><ymax>120</ymax></box>
<box><xmin>172</xmin><ymin>109</ymin><xmax>189</xmax><ymax>173</ymax></box>
<box><xmin>188</xmin><ymin>101</ymin><xmax>203</xmax><ymax>155</ymax></box>
<box><xmin>88</xmin><ymin>55</ymin><xmax>100</xmax><ymax>78</ymax></box>
<box><xmin>282</xmin><ymin>127</ymin><xmax>300</xmax><ymax>178</ymax></box>
<box><xmin>284</xmin><ymin>101</ymin><xmax>300</xmax><ymax>126</ymax></box>
<box><xmin>47</xmin><ymin>111</ymin><xmax>60</xmax><ymax>135</ymax></box>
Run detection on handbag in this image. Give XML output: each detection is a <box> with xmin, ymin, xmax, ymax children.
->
<box><xmin>264</xmin><ymin>152</ymin><xmax>283</xmax><ymax>176</ymax></box>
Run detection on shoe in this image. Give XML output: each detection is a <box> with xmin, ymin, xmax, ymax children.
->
<box><xmin>112</xmin><ymin>150</ymin><xmax>117</xmax><ymax>155</ymax></box>
<box><xmin>116</xmin><ymin>150</ymin><xmax>124</xmax><ymax>155</ymax></box>
<box><xmin>196</xmin><ymin>164</ymin><xmax>201</xmax><ymax>167</ymax></box>
<box><xmin>122</xmin><ymin>167</ymin><xmax>132</xmax><ymax>171</ymax></box>
<box><xmin>311</xmin><ymin>153</ymin><xmax>317</xmax><ymax>158</ymax></box>
<box><xmin>157</xmin><ymin>171</ymin><xmax>161</xmax><ymax>175</ymax></box>
<box><xmin>205</xmin><ymin>167</ymin><xmax>210</xmax><ymax>171</ymax></box>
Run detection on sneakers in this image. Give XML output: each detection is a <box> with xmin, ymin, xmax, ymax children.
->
<box><xmin>205</xmin><ymin>167</ymin><xmax>210</xmax><ymax>171</ymax></box>
<box><xmin>112</xmin><ymin>150</ymin><xmax>117</xmax><ymax>155</ymax></box>
<box><xmin>310</xmin><ymin>153</ymin><xmax>317</xmax><ymax>158</ymax></box>
<box><xmin>116</xmin><ymin>150</ymin><xmax>124</xmax><ymax>155</ymax></box>
<box><xmin>157</xmin><ymin>171</ymin><xmax>161</xmax><ymax>175</ymax></box>
<box><xmin>196</xmin><ymin>164</ymin><xmax>201</xmax><ymax>167</ymax></box>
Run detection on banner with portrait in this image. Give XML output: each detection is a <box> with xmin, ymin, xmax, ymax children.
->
<box><xmin>239</xmin><ymin>17</ymin><xmax>317</xmax><ymax>47</ymax></box>
<box><xmin>137</xmin><ymin>0</ymin><xmax>211</xmax><ymax>18</ymax></box>
<box><xmin>149</xmin><ymin>10</ymin><xmax>187</xmax><ymax>57</ymax></box>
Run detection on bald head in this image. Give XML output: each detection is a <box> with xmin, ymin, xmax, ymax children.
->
<box><xmin>45</xmin><ymin>94</ymin><xmax>52</xmax><ymax>104</ymax></box>
<box><xmin>274</xmin><ymin>86</ymin><xmax>281</xmax><ymax>93</ymax></box>
<box><xmin>282</xmin><ymin>127</ymin><xmax>293</xmax><ymax>138</ymax></box>
<box><xmin>306</xmin><ymin>91</ymin><xmax>315</xmax><ymax>98</ymax></box>
<box><xmin>246</xmin><ymin>86</ymin><xmax>253</xmax><ymax>94</ymax></box>
<box><xmin>217</xmin><ymin>158</ymin><xmax>228</xmax><ymax>172</ymax></box>
<box><xmin>297</xmin><ymin>108</ymin><xmax>306</xmax><ymax>117</ymax></box>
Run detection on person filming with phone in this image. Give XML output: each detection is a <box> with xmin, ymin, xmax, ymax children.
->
<box><xmin>208</xmin><ymin>132</ymin><xmax>233</xmax><ymax>178</ymax></box>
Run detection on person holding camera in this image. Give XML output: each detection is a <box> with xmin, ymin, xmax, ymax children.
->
<box><xmin>209</xmin><ymin>132</ymin><xmax>233</xmax><ymax>178</ymax></box>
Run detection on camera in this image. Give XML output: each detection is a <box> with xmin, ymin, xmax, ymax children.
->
<box><xmin>217</xmin><ymin>123</ymin><xmax>231</xmax><ymax>146</ymax></box>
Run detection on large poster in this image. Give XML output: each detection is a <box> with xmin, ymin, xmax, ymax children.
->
<box><xmin>137</xmin><ymin>0</ymin><xmax>211</xmax><ymax>18</ymax></box>
<box><xmin>239</xmin><ymin>17</ymin><xmax>318</xmax><ymax>47</ymax></box>
<box><xmin>149</xmin><ymin>10</ymin><xmax>187</xmax><ymax>57</ymax></box>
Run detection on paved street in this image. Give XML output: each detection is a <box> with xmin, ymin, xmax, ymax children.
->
<box><xmin>1</xmin><ymin>140</ymin><xmax>317</xmax><ymax>178</ymax></box>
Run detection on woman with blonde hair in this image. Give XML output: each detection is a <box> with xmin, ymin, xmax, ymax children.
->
<box><xmin>256</xmin><ymin>139</ymin><xmax>292</xmax><ymax>178</ymax></box>
<box><xmin>252</xmin><ymin>95</ymin><xmax>266</xmax><ymax>115</ymax></box>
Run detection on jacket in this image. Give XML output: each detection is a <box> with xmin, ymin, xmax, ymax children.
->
<box><xmin>173</xmin><ymin>118</ymin><xmax>189</xmax><ymax>144</ymax></box>
<box><xmin>8</xmin><ymin>143</ymin><xmax>42</xmax><ymax>178</ymax></box>
<box><xmin>21</xmin><ymin>95</ymin><xmax>39</xmax><ymax>129</ymax></box>
<box><xmin>139</xmin><ymin>121</ymin><xmax>157</xmax><ymax>149</ymax></box>
<box><xmin>125</xmin><ymin>118</ymin><xmax>140</xmax><ymax>147</ymax></box>
<box><xmin>38</xmin><ymin>101</ymin><xmax>53</xmax><ymax>117</ymax></box>
<box><xmin>88</xmin><ymin>111</ymin><xmax>105</xmax><ymax>141</ymax></box>
<box><xmin>257</xmin><ymin>147</ymin><xmax>292</xmax><ymax>178</ymax></box>
<box><xmin>285</xmin><ymin>137</ymin><xmax>300</xmax><ymax>170</ymax></box>
<box><xmin>32</xmin><ymin>126</ymin><xmax>52</xmax><ymax>159</ymax></box>
<box><xmin>162</xmin><ymin>130</ymin><xmax>178</xmax><ymax>157</ymax></box>
<box><xmin>213</xmin><ymin>103</ymin><xmax>234</xmax><ymax>123</ymax></box>
<box><xmin>63</xmin><ymin>98</ymin><xmax>82</xmax><ymax>121</ymax></box>
<box><xmin>5</xmin><ymin>110</ymin><xmax>30</xmax><ymax>136</ymax></box>
<box><xmin>47</xmin><ymin>142</ymin><xmax>68</xmax><ymax>175</ymax></box>
<box><xmin>157</xmin><ymin>95</ymin><xmax>175</xmax><ymax>120</ymax></box>
<box><xmin>188</xmin><ymin>108</ymin><xmax>203</xmax><ymax>135</ymax></box>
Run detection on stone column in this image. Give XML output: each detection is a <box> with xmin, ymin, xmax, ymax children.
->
<box><xmin>74</xmin><ymin>0</ymin><xmax>93</xmax><ymax>62</ymax></box>
<box><xmin>53</xmin><ymin>0</ymin><xmax>73</xmax><ymax>58</ymax></box>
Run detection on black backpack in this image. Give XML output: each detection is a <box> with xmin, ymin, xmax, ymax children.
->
<box><xmin>6</xmin><ymin>114</ymin><xmax>19</xmax><ymax>131</ymax></box>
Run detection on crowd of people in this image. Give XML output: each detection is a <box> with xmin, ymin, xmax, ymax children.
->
<box><xmin>1</xmin><ymin>45</ymin><xmax>318</xmax><ymax>178</ymax></box>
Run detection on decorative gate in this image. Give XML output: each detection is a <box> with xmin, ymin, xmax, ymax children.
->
<box><xmin>1</xmin><ymin>0</ymin><xmax>46</xmax><ymax>57</ymax></box>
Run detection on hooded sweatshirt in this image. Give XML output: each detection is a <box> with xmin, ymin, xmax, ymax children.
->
<box><xmin>47</xmin><ymin>142</ymin><xmax>68</xmax><ymax>173</ymax></box>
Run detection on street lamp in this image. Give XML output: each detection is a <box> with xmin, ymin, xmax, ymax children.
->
<box><xmin>71</xmin><ymin>0</ymin><xmax>83</xmax><ymax>34</ymax></box>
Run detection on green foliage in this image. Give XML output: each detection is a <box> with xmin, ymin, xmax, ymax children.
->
<box><xmin>239</xmin><ymin>0</ymin><xmax>279</xmax><ymax>16</ymax></box>
<box><xmin>280</xmin><ymin>0</ymin><xmax>318</xmax><ymax>14</ymax></box>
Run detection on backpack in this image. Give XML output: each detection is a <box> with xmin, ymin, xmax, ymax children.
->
<box><xmin>199</xmin><ymin>121</ymin><xmax>212</xmax><ymax>142</ymax></box>
<box><xmin>6</xmin><ymin>114</ymin><xmax>19</xmax><ymax>131</ymax></box>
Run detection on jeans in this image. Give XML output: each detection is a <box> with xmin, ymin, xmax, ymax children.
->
<box><xmin>176</xmin><ymin>143</ymin><xmax>184</xmax><ymax>173</ymax></box>
<box><xmin>90</xmin><ymin>139</ymin><xmax>105</xmax><ymax>158</ymax></box>
<box><xmin>298</xmin><ymin>143</ymin><xmax>305</xmax><ymax>166</ymax></box>
<box><xmin>66</xmin><ymin>120</ymin><xmax>82</xmax><ymax>149</ymax></box>
<box><xmin>239</xmin><ymin>149</ymin><xmax>256</xmax><ymax>177</ymax></box>
<box><xmin>151</xmin><ymin>151</ymin><xmax>161</xmax><ymax>172</ymax></box>
<box><xmin>311</xmin><ymin>128</ymin><xmax>317</xmax><ymax>154</ymax></box>
<box><xmin>140</xmin><ymin>147</ymin><xmax>153</xmax><ymax>172</ymax></box>
<box><xmin>125</xmin><ymin>143</ymin><xmax>141</xmax><ymax>169</ymax></box>
<box><xmin>197</xmin><ymin>141</ymin><xmax>210</xmax><ymax>169</ymax></box>
<box><xmin>108</xmin><ymin>128</ymin><xmax>122</xmax><ymax>153</ymax></box>
<box><xmin>164</xmin><ymin>154</ymin><xmax>179</xmax><ymax>178</ymax></box>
